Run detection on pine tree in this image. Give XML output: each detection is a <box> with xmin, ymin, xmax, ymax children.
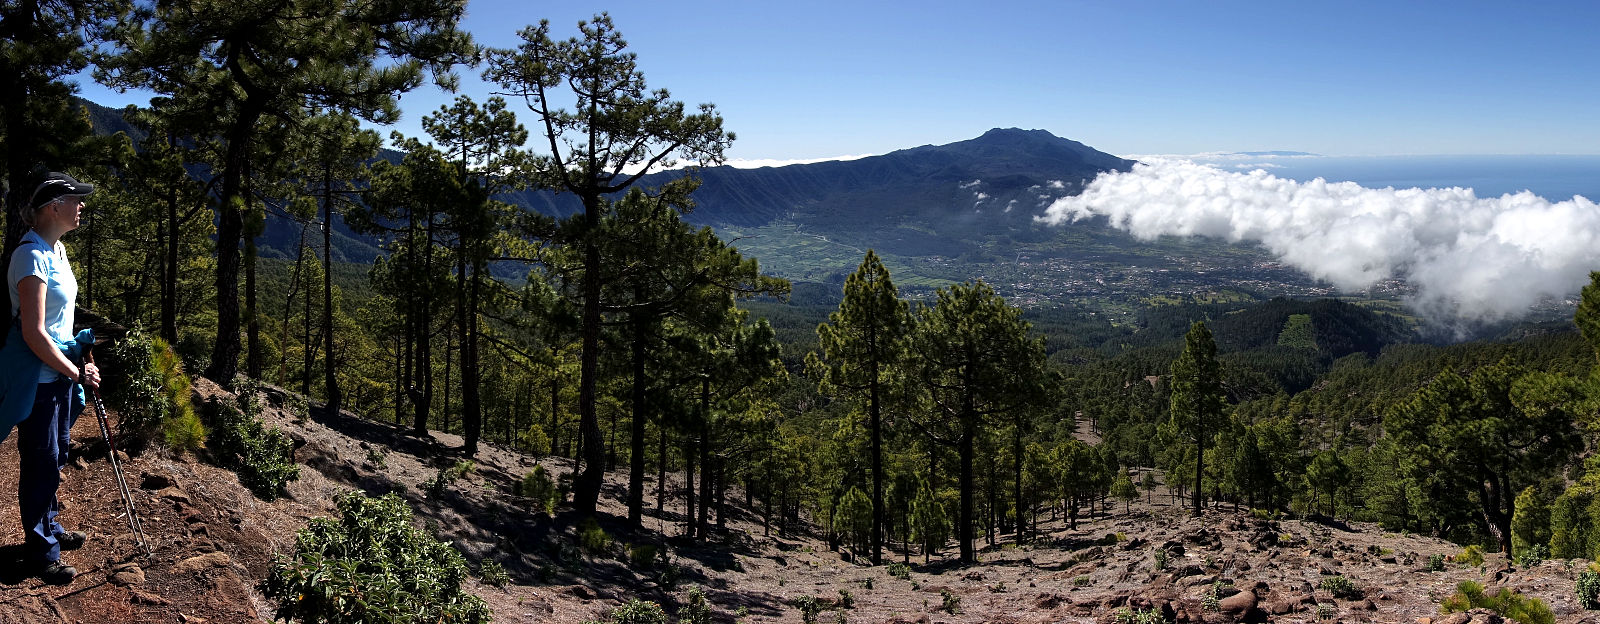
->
<box><xmin>484</xmin><ymin>13</ymin><xmax>734</xmax><ymax>517</ymax></box>
<box><xmin>809</xmin><ymin>250</ymin><xmax>910</xmax><ymax>565</ymax></box>
<box><xmin>1386</xmin><ymin>361</ymin><xmax>1582</xmax><ymax>553</ymax></box>
<box><xmin>0</xmin><ymin>0</ymin><xmax>117</xmax><ymax>312</ymax></box>
<box><xmin>99</xmin><ymin>0</ymin><xmax>471</xmax><ymax>384</ymax></box>
<box><xmin>1169</xmin><ymin>322</ymin><xmax>1226</xmax><ymax>517</ymax></box>
<box><xmin>910</xmin><ymin>281</ymin><xmax>1051</xmax><ymax>563</ymax></box>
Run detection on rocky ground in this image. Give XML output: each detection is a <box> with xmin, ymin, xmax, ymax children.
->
<box><xmin>1</xmin><ymin>378</ymin><xmax>1598</xmax><ymax>623</ymax></box>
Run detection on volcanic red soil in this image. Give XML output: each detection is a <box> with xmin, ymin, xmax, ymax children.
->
<box><xmin>2</xmin><ymin>378</ymin><xmax>1599</xmax><ymax>623</ymax></box>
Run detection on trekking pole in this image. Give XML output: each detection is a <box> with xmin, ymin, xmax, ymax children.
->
<box><xmin>83</xmin><ymin>351</ymin><xmax>151</xmax><ymax>558</ymax></box>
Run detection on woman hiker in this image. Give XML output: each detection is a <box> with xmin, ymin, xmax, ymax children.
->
<box><xmin>2</xmin><ymin>171</ymin><xmax>100</xmax><ymax>584</ymax></box>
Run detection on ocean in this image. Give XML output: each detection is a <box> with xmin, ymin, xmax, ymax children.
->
<box><xmin>1188</xmin><ymin>154</ymin><xmax>1600</xmax><ymax>203</ymax></box>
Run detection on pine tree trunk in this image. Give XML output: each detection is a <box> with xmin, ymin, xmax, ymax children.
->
<box><xmin>1193</xmin><ymin>437</ymin><xmax>1205</xmax><ymax>517</ymax></box>
<box><xmin>161</xmin><ymin>152</ymin><xmax>179</xmax><ymax>344</ymax></box>
<box><xmin>322</xmin><ymin>174</ymin><xmax>342</xmax><ymax>416</ymax></box>
<box><xmin>573</xmin><ymin>200</ymin><xmax>605</xmax><ymax>517</ymax></box>
<box><xmin>684</xmin><ymin>434</ymin><xmax>697</xmax><ymax>539</ymax></box>
<box><xmin>959</xmin><ymin>421</ymin><xmax>976</xmax><ymax>564</ymax></box>
<box><xmin>461</xmin><ymin>253</ymin><xmax>481</xmax><ymax>456</ymax></box>
<box><xmin>627</xmin><ymin>308</ymin><xmax>648</xmax><ymax>530</ymax></box>
<box><xmin>656</xmin><ymin>419</ymin><xmax>668</xmax><ymax>514</ymax></box>
<box><xmin>870</xmin><ymin>365</ymin><xmax>884</xmax><ymax>566</ymax></box>
<box><xmin>245</xmin><ymin>223</ymin><xmax>261</xmax><ymax>380</ymax></box>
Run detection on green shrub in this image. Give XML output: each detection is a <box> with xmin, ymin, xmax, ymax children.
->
<box><xmin>887</xmin><ymin>562</ymin><xmax>911</xmax><ymax>580</ymax></box>
<box><xmin>791</xmin><ymin>595</ymin><xmax>823</xmax><ymax>623</ymax></box>
<box><xmin>1578</xmin><ymin>569</ymin><xmax>1600</xmax><ymax>609</ymax></box>
<box><xmin>1440</xmin><ymin>581</ymin><xmax>1554</xmax><ymax>624</ymax></box>
<box><xmin>477</xmin><ymin>560</ymin><xmax>509</xmax><ymax>588</ymax></box>
<box><xmin>629</xmin><ymin>543</ymin><xmax>658</xmax><ymax>570</ymax></box>
<box><xmin>837</xmin><ymin>588</ymin><xmax>854</xmax><ymax>609</ymax></box>
<box><xmin>1455</xmin><ymin>544</ymin><xmax>1485</xmax><ymax>567</ymax></box>
<box><xmin>656</xmin><ymin>560</ymin><xmax>681</xmax><ymax>591</ymax></box>
<box><xmin>1319</xmin><ymin>575</ymin><xmax>1360</xmax><ymax>599</ymax></box>
<box><xmin>1201</xmin><ymin>582</ymin><xmax>1222</xmax><ymax>612</ymax></box>
<box><xmin>678</xmin><ymin>587</ymin><xmax>711</xmax><ymax>624</ymax></box>
<box><xmin>1550</xmin><ymin>485</ymin><xmax>1596</xmax><ymax>558</ymax></box>
<box><xmin>1113</xmin><ymin>607</ymin><xmax>1170</xmax><ymax>624</ymax></box>
<box><xmin>1153</xmin><ymin>548</ymin><xmax>1168</xmax><ymax>571</ymax></box>
<box><xmin>519</xmin><ymin>465</ymin><xmax>559</xmax><ymax>514</ymax></box>
<box><xmin>1072</xmin><ymin>575</ymin><xmax>1091</xmax><ymax>587</ymax></box>
<box><xmin>102</xmin><ymin>328</ymin><xmax>204</xmax><ymax>453</ymax></box>
<box><xmin>425</xmin><ymin>460</ymin><xmax>476</xmax><ymax>498</ymax></box>
<box><xmin>365</xmin><ymin>447</ymin><xmax>388</xmax><ymax>469</ymax></box>
<box><xmin>579</xmin><ymin>518</ymin><xmax>613</xmax><ymax>555</ymax></box>
<box><xmin>1513</xmin><ymin>485</ymin><xmax>1553</xmax><ymax>558</ymax></box>
<box><xmin>1517</xmin><ymin>543</ymin><xmax>1549</xmax><ymax>568</ymax></box>
<box><xmin>940</xmin><ymin>589</ymin><xmax>960</xmax><ymax>614</ymax></box>
<box><xmin>520</xmin><ymin>423</ymin><xmax>551</xmax><ymax>457</ymax></box>
<box><xmin>1427</xmin><ymin>553</ymin><xmax>1446</xmax><ymax>572</ymax></box>
<box><xmin>261</xmin><ymin>491</ymin><xmax>489</xmax><ymax>624</ymax></box>
<box><xmin>605</xmin><ymin>599</ymin><xmax>668</xmax><ymax>624</ymax></box>
<box><xmin>206</xmin><ymin>384</ymin><xmax>299</xmax><ymax>500</ymax></box>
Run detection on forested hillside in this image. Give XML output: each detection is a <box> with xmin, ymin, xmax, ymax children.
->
<box><xmin>7</xmin><ymin>3</ymin><xmax>1600</xmax><ymax>623</ymax></box>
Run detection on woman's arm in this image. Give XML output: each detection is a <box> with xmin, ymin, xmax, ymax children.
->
<box><xmin>17</xmin><ymin>275</ymin><xmax>80</xmax><ymax>383</ymax></box>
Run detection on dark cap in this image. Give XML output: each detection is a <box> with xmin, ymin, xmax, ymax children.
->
<box><xmin>28</xmin><ymin>171</ymin><xmax>95</xmax><ymax>210</ymax></box>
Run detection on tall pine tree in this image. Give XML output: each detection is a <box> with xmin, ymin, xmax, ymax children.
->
<box><xmin>810</xmin><ymin>250</ymin><xmax>910</xmax><ymax>565</ymax></box>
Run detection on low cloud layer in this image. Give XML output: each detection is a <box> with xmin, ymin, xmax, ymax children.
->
<box><xmin>1039</xmin><ymin>159</ymin><xmax>1600</xmax><ymax>324</ymax></box>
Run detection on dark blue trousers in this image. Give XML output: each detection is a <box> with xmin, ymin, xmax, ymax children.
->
<box><xmin>19</xmin><ymin>379</ymin><xmax>71</xmax><ymax>564</ymax></box>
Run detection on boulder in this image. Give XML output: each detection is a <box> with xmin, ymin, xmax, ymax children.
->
<box><xmin>1218</xmin><ymin>590</ymin><xmax>1258</xmax><ymax>619</ymax></box>
<box><xmin>110</xmin><ymin>563</ymin><xmax>144</xmax><ymax>586</ymax></box>
<box><xmin>169</xmin><ymin>551</ymin><xmax>231</xmax><ymax>575</ymax></box>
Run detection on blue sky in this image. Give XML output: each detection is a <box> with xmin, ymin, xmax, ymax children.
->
<box><xmin>77</xmin><ymin>1</ymin><xmax>1600</xmax><ymax>162</ymax></box>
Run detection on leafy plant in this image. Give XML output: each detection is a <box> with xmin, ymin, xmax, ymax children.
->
<box><xmin>604</xmin><ymin>599</ymin><xmax>668</xmax><ymax>624</ymax></box>
<box><xmin>656</xmin><ymin>561</ymin><xmax>681</xmax><ymax>590</ymax></box>
<box><xmin>1114</xmin><ymin>607</ymin><xmax>1170</xmax><ymax>624</ymax></box>
<box><xmin>678</xmin><ymin>587</ymin><xmax>711</xmax><ymax>624</ymax></box>
<box><xmin>1517</xmin><ymin>543</ymin><xmax>1549</xmax><ymax>568</ymax></box>
<box><xmin>837</xmin><ymin>588</ymin><xmax>854</xmax><ymax>609</ymax></box>
<box><xmin>940</xmin><ymin>589</ymin><xmax>960</xmax><ymax>614</ymax></box>
<box><xmin>1440</xmin><ymin>581</ymin><xmax>1554</xmax><ymax>624</ymax></box>
<box><xmin>887</xmin><ymin>562</ymin><xmax>911</xmax><ymax>580</ymax></box>
<box><xmin>1427</xmin><ymin>553</ymin><xmax>1446</xmax><ymax>572</ymax></box>
<box><xmin>205</xmin><ymin>384</ymin><xmax>299</xmax><ymax>500</ymax></box>
<box><xmin>1578</xmin><ymin>569</ymin><xmax>1600</xmax><ymax>609</ymax></box>
<box><xmin>1153</xmin><ymin>548</ymin><xmax>1168</xmax><ymax>571</ymax></box>
<box><xmin>365</xmin><ymin>447</ymin><xmax>388</xmax><ymax>469</ymax></box>
<box><xmin>791</xmin><ymin>595</ymin><xmax>823</xmax><ymax>623</ymax></box>
<box><xmin>261</xmin><ymin>491</ymin><xmax>489</xmax><ymax>624</ymax></box>
<box><xmin>1319</xmin><ymin>575</ymin><xmax>1360</xmax><ymax>599</ymax></box>
<box><xmin>477</xmin><ymin>560</ymin><xmax>509</xmax><ymax>588</ymax></box>
<box><xmin>1073</xmin><ymin>575</ymin><xmax>1091</xmax><ymax>587</ymax></box>
<box><xmin>425</xmin><ymin>460</ymin><xmax>477</xmax><ymax>498</ymax></box>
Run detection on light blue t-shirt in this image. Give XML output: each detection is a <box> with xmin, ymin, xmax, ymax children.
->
<box><xmin>8</xmin><ymin>230</ymin><xmax>76</xmax><ymax>382</ymax></box>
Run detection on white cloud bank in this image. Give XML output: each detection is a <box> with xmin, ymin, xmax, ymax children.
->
<box><xmin>1038</xmin><ymin>159</ymin><xmax>1600</xmax><ymax>324</ymax></box>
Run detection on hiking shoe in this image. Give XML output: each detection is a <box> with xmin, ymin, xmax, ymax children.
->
<box><xmin>37</xmin><ymin>561</ymin><xmax>76</xmax><ymax>585</ymax></box>
<box><xmin>56</xmin><ymin>531</ymin><xmax>87</xmax><ymax>551</ymax></box>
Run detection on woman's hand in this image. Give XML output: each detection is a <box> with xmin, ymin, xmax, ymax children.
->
<box><xmin>80</xmin><ymin>362</ymin><xmax>100</xmax><ymax>390</ymax></box>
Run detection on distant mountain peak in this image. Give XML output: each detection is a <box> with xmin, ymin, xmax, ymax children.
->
<box><xmin>979</xmin><ymin>127</ymin><xmax>1059</xmax><ymax>138</ymax></box>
